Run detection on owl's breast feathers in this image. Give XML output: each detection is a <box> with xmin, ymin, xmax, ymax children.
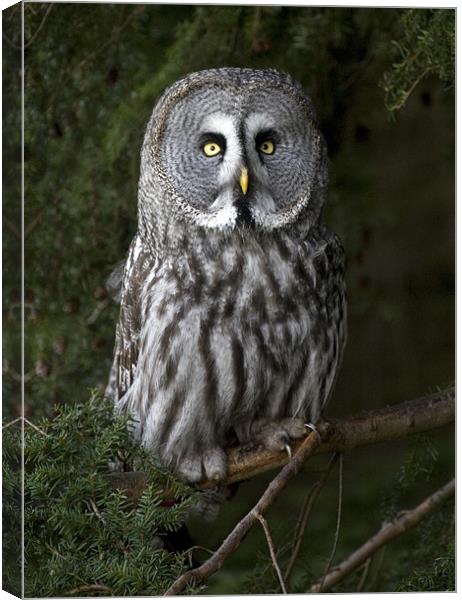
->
<box><xmin>109</xmin><ymin>227</ymin><xmax>346</xmax><ymax>454</ymax></box>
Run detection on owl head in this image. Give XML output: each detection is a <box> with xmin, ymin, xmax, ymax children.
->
<box><xmin>138</xmin><ymin>68</ymin><xmax>328</xmax><ymax>247</ymax></box>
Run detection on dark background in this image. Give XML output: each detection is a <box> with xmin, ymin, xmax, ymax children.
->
<box><xmin>3</xmin><ymin>4</ymin><xmax>454</xmax><ymax>592</ymax></box>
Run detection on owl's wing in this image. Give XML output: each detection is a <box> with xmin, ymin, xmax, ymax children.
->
<box><xmin>106</xmin><ymin>235</ymin><xmax>157</xmax><ymax>402</ymax></box>
<box><xmin>315</xmin><ymin>225</ymin><xmax>348</xmax><ymax>411</ymax></box>
<box><xmin>105</xmin><ymin>259</ymin><xmax>126</xmax><ymax>303</ymax></box>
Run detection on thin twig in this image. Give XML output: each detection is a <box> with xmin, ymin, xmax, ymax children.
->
<box><xmin>186</xmin><ymin>545</ymin><xmax>214</xmax><ymax>556</ymax></box>
<box><xmin>2</xmin><ymin>4</ymin><xmax>22</xmax><ymax>48</ymax></box>
<box><xmin>25</xmin><ymin>208</ymin><xmax>46</xmax><ymax>238</ymax></box>
<box><xmin>186</xmin><ymin>546</ymin><xmax>215</xmax><ymax>568</ymax></box>
<box><xmin>285</xmin><ymin>483</ymin><xmax>320</xmax><ymax>577</ymax></box>
<box><xmin>255</xmin><ymin>512</ymin><xmax>287</xmax><ymax>594</ymax></box>
<box><xmin>309</xmin><ymin>478</ymin><xmax>455</xmax><ymax>593</ymax></box>
<box><xmin>45</xmin><ymin>541</ymin><xmax>66</xmax><ymax>562</ymax></box>
<box><xmin>367</xmin><ymin>546</ymin><xmax>386</xmax><ymax>591</ymax></box>
<box><xmin>5</xmin><ymin>219</ymin><xmax>21</xmax><ymax>239</ymax></box>
<box><xmin>2</xmin><ymin>417</ymin><xmax>22</xmax><ymax>429</ymax></box>
<box><xmin>24</xmin><ymin>418</ymin><xmax>50</xmax><ymax>437</ymax></box>
<box><xmin>86</xmin><ymin>298</ymin><xmax>111</xmax><ymax>325</ymax></box>
<box><xmin>388</xmin><ymin>70</ymin><xmax>429</xmax><ymax>112</ymax></box>
<box><xmin>24</xmin><ymin>3</ymin><xmax>54</xmax><ymax>49</ymax></box>
<box><xmin>3</xmin><ymin>416</ymin><xmax>49</xmax><ymax>437</ymax></box>
<box><xmin>319</xmin><ymin>453</ymin><xmax>344</xmax><ymax>591</ymax></box>
<box><xmin>89</xmin><ymin>498</ymin><xmax>105</xmax><ymax>524</ymax></box>
<box><xmin>284</xmin><ymin>453</ymin><xmax>339</xmax><ymax>582</ymax></box>
<box><xmin>357</xmin><ymin>557</ymin><xmax>372</xmax><ymax>592</ymax></box>
<box><xmin>2</xmin><ymin>32</ymin><xmax>21</xmax><ymax>50</ymax></box>
<box><xmin>3</xmin><ymin>363</ymin><xmax>35</xmax><ymax>384</ymax></box>
<box><xmin>164</xmin><ymin>426</ymin><xmax>326</xmax><ymax>596</ymax></box>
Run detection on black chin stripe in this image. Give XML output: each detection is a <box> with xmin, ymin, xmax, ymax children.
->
<box><xmin>234</xmin><ymin>199</ymin><xmax>255</xmax><ymax>228</ymax></box>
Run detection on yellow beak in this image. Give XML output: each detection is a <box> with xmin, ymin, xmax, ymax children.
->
<box><xmin>239</xmin><ymin>167</ymin><xmax>249</xmax><ymax>195</ymax></box>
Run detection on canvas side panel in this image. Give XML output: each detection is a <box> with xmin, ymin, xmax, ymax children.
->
<box><xmin>3</xmin><ymin>2</ymin><xmax>23</xmax><ymax>598</ymax></box>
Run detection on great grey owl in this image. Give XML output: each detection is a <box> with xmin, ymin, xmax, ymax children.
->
<box><xmin>106</xmin><ymin>68</ymin><xmax>347</xmax><ymax>483</ymax></box>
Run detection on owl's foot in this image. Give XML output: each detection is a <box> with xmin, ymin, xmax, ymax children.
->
<box><xmin>251</xmin><ymin>417</ymin><xmax>309</xmax><ymax>457</ymax></box>
<box><xmin>305</xmin><ymin>422</ymin><xmax>319</xmax><ymax>435</ymax></box>
<box><xmin>175</xmin><ymin>447</ymin><xmax>227</xmax><ymax>484</ymax></box>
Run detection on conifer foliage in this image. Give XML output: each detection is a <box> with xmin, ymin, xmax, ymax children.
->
<box><xmin>3</xmin><ymin>394</ymin><xmax>196</xmax><ymax>597</ymax></box>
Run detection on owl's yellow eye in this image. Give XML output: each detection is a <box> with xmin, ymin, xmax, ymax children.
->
<box><xmin>203</xmin><ymin>141</ymin><xmax>222</xmax><ymax>157</ymax></box>
<box><xmin>258</xmin><ymin>139</ymin><xmax>275</xmax><ymax>155</ymax></box>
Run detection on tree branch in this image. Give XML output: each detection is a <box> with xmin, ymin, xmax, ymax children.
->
<box><xmin>319</xmin><ymin>453</ymin><xmax>344</xmax><ymax>589</ymax></box>
<box><xmin>309</xmin><ymin>478</ymin><xmax>455</xmax><ymax>593</ymax></box>
<box><xmin>285</xmin><ymin>453</ymin><xmax>339</xmax><ymax>582</ymax></box>
<box><xmin>255</xmin><ymin>512</ymin><xmax>287</xmax><ymax>594</ymax></box>
<box><xmin>356</xmin><ymin>557</ymin><xmax>372</xmax><ymax>592</ymax></box>
<box><xmin>108</xmin><ymin>388</ymin><xmax>454</xmax><ymax>501</ymax></box>
<box><xmin>220</xmin><ymin>388</ymin><xmax>454</xmax><ymax>486</ymax></box>
<box><xmin>163</xmin><ymin>426</ymin><xmax>326</xmax><ymax>596</ymax></box>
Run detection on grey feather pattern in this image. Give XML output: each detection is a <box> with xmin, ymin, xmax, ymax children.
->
<box><xmin>106</xmin><ymin>68</ymin><xmax>347</xmax><ymax>482</ymax></box>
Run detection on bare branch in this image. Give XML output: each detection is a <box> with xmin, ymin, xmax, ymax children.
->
<box><xmin>309</xmin><ymin>478</ymin><xmax>455</xmax><ymax>593</ymax></box>
<box><xmin>108</xmin><ymin>388</ymin><xmax>454</xmax><ymax>501</ymax></box>
<box><xmin>2</xmin><ymin>32</ymin><xmax>21</xmax><ymax>50</ymax></box>
<box><xmin>285</xmin><ymin>453</ymin><xmax>339</xmax><ymax>582</ymax></box>
<box><xmin>2</xmin><ymin>417</ymin><xmax>22</xmax><ymax>430</ymax></box>
<box><xmin>367</xmin><ymin>546</ymin><xmax>386</xmax><ymax>592</ymax></box>
<box><xmin>86</xmin><ymin>298</ymin><xmax>111</xmax><ymax>325</ymax></box>
<box><xmin>319</xmin><ymin>454</ymin><xmax>344</xmax><ymax>590</ymax></box>
<box><xmin>5</xmin><ymin>219</ymin><xmax>21</xmax><ymax>239</ymax></box>
<box><xmin>24</xmin><ymin>417</ymin><xmax>50</xmax><ymax>437</ymax></box>
<box><xmin>186</xmin><ymin>546</ymin><xmax>214</xmax><ymax>568</ymax></box>
<box><xmin>255</xmin><ymin>512</ymin><xmax>287</xmax><ymax>594</ymax></box>
<box><xmin>164</xmin><ymin>426</ymin><xmax>326</xmax><ymax>596</ymax></box>
<box><xmin>220</xmin><ymin>388</ymin><xmax>454</xmax><ymax>486</ymax></box>
<box><xmin>285</xmin><ymin>483</ymin><xmax>320</xmax><ymax>580</ymax></box>
<box><xmin>356</xmin><ymin>557</ymin><xmax>372</xmax><ymax>592</ymax></box>
<box><xmin>24</xmin><ymin>4</ymin><xmax>54</xmax><ymax>49</ymax></box>
<box><xmin>89</xmin><ymin>498</ymin><xmax>105</xmax><ymax>524</ymax></box>
<box><xmin>2</xmin><ymin>416</ymin><xmax>49</xmax><ymax>437</ymax></box>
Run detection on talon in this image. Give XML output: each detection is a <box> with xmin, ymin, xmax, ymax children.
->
<box><xmin>285</xmin><ymin>443</ymin><xmax>292</xmax><ymax>460</ymax></box>
<box><xmin>305</xmin><ymin>422</ymin><xmax>317</xmax><ymax>433</ymax></box>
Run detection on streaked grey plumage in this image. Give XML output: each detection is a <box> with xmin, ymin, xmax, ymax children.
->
<box><xmin>107</xmin><ymin>68</ymin><xmax>347</xmax><ymax>482</ymax></box>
